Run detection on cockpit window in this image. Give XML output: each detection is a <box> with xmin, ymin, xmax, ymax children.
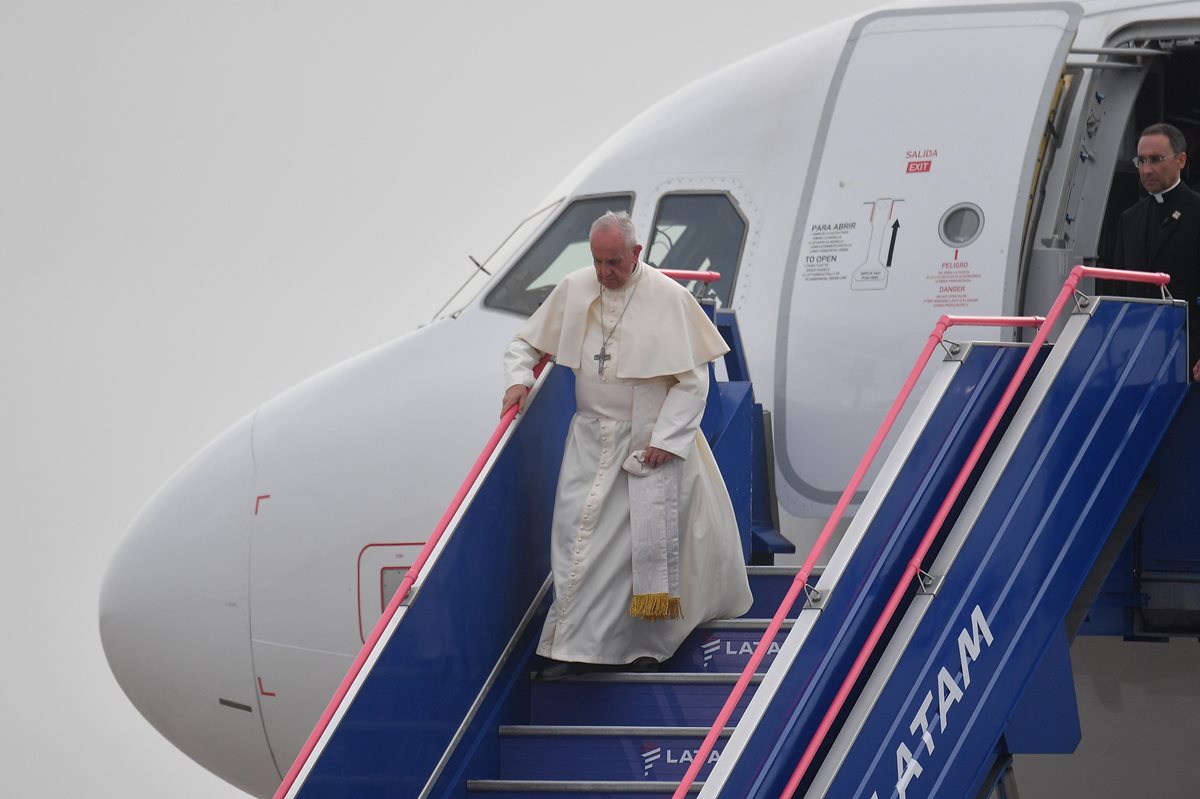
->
<box><xmin>646</xmin><ymin>193</ymin><xmax>747</xmax><ymax>307</ymax></box>
<box><xmin>484</xmin><ymin>194</ymin><xmax>633</xmax><ymax>316</ymax></box>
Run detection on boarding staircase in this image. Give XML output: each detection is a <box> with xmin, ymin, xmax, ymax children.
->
<box><xmin>274</xmin><ymin>267</ymin><xmax>1198</xmax><ymax>799</ymax></box>
<box><xmin>465</xmin><ymin>567</ymin><xmax>797</xmax><ymax>796</ymax></box>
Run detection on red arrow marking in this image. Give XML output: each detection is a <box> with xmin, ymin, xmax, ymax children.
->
<box><xmin>258</xmin><ymin>677</ymin><xmax>277</xmax><ymax>697</ymax></box>
<box><xmin>255</xmin><ymin>495</ymin><xmax>271</xmax><ymax>515</ymax></box>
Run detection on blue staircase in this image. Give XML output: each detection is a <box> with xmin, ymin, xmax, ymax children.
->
<box><xmin>279</xmin><ymin>304</ymin><xmax>786</xmax><ymax>799</ymax></box>
<box><xmin>809</xmin><ymin>298</ymin><xmax>1190</xmax><ymax>798</ymax></box>
<box><xmin>279</xmin><ymin>282</ymin><xmax>1195</xmax><ymax>799</ymax></box>
<box><xmin>708</xmin><ymin>295</ymin><xmax>1190</xmax><ymax>797</ymax></box>
<box><xmin>465</xmin><ymin>566</ymin><xmax>797</xmax><ymax>796</ymax></box>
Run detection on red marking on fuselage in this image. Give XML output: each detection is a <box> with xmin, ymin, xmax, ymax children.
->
<box><xmin>255</xmin><ymin>495</ymin><xmax>271</xmax><ymax>515</ymax></box>
<box><xmin>258</xmin><ymin>677</ymin><xmax>277</xmax><ymax>697</ymax></box>
<box><xmin>356</xmin><ymin>542</ymin><xmax>427</xmax><ymax>643</ymax></box>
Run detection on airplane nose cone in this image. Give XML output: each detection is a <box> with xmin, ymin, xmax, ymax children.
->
<box><xmin>99</xmin><ymin>414</ymin><xmax>280</xmax><ymax>798</ymax></box>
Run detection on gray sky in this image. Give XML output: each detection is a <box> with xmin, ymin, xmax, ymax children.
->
<box><xmin>0</xmin><ymin>2</ymin><xmax>884</xmax><ymax>796</ymax></box>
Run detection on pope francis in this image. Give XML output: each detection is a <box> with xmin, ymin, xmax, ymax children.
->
<box><xmin>501</xmin><ymin>211</ymin><xmax>752</xmax><ymax>681</ymax></box>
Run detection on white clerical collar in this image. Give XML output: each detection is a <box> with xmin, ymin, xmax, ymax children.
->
<box><xmin>606</xmin><ymin>262</ymin><xmax>642</xmax><ymax>295</ymax></box>
<box><xmin>1151</xmin><ymin>178</ymin><xmax>1182</xmax><ymax>204</ymax></box>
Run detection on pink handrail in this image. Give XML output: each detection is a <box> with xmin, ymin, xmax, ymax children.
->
<box><xmin>274</xmin><ymin>355</ymin><xmax>551</xmax><ymax>799</ymax></box>
<box><xmin>671</xmin><ymin>313</ymin><xmax>1044</xmax><ymax>799</ymax></box>
<box><xmin>661</xmin><ymin>269</ymin><xmax>721</xmax><ymax>283</ymax></box>
<box><xmin>776</xmin><ymin>266</ymin><xmax>1169</xmax><ymax>797</ymax></box>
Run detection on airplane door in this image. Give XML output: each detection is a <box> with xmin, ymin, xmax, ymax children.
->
<box><xmin>775</xmin><ymin>4</ymin><xmax>1082</xmax><ymax>516</ymax></box>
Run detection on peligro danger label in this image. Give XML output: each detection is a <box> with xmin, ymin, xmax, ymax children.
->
<box><xmin>923</xmin><ymin>258</ymin><xmax>981</xmax><ymax>308</ymax></box>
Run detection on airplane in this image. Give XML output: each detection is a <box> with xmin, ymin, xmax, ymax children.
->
<box><xmin>99</xmin><ymin>0</ymin><xmax>1200</xmax><ymax>796</ymax></box>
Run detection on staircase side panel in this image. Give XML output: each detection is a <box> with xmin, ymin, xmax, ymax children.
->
<box><xmin>823</xmin><ymin>301</ymin><xmax>1188</xmax><ymax>799</ymax></box>
<box><xmin>295</xmin><ymin>368</ymin><xmax>575</xmax><ymax>798</ymax></box>
<box><xmin>716</xmin><ymin>343</ymin><xmax>1040</xmax><ymax>796</ymax></box>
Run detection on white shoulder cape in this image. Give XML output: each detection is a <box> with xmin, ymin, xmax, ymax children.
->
<box><xmin>514</xmin><ymin>265</ymin><xmax>729</xmax><ymax>378</ymax></box>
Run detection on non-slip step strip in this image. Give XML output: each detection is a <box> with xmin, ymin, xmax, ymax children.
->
<box><xmin>695</xmin><ymin>618</ymin><xmax>795</xmax><ymax>630</ymax></box>
<box><xmin>529</xmin><ymin>673</ymin><xmax>766</xmax><ymax>684</ymax></box>
<box><xmin>467</xmin><ymin>780</ymin><xmax>704</xmax><ymax>793</ymax></box>
<box><xmin>745</xmin><ymin>565</ymin><xmax>807</xmax><ymax>576</ymax></box>
<box><xmin>527</xmin><ymin>673</ymin><xmax>763</xmax><ymax>727</ymax></box>
<box><xmin>499</xmin><ymin>725</ymin><xmax>733</xmax><ymax>737</ymax></box>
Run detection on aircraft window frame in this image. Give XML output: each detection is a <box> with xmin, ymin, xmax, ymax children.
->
<box><xmin>433</xmin><ymin>197</ymin><xmax>564</xmax><ymax>322</ymax></box>
<box><xmin>483</xmin><ymin>193</ymin><xmax>634</xmax><ymax>317</ymax></box>
<box><xmin>645</xmin><ymin>191</ymin><xmax>748</xmax><ymax>308</ymax></box>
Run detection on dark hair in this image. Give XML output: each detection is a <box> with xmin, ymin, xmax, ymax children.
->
<box><xmin>1141</xmin><ymin>122</ymin><xmax>1188</xmax><ymax>155</ymax></box>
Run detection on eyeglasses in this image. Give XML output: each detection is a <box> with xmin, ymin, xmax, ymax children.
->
<box><xmin>1132</xmin><ymin>154</ymin><xmax>1180</xmax><ymax>167</ymax></box>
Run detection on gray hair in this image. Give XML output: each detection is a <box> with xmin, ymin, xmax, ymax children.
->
<box><xmin>1142</xmin><ymin>122</ymin><xmax>1188</xmax><ymax>155</ymax></box>
<box><xmin>590</xmin><ymin>210</ymin><xmax>638</xmax><ymax>249</ymax></box>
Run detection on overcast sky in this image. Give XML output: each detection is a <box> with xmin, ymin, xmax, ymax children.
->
<box><xmin>0</xmin><ymin>2</ymin><xmax>887</xmax><ymax>796</ymax></box>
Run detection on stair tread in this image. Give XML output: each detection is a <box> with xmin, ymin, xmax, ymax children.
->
<box><xmin>696</xmin><ymin>617</ymin><xmax>794</xmax><ymax>629</ymax></box>
<box><xmin>478</xmin><ymin>577</ymin><xmax>787</xmax><ymax>795</ymax></box>
<box><xmin>746</xmin><ymin>565</ymin><xmax>809</xmax><ymax>576</ymax></box>
<box><xmin>528</xmin><ymin>672</ymin><xmax>764</xmax><ymax>683</ymax></box>
<box><xmin>498</xmin><ymin>724</ymin><xmax>732</xmax><ymax>736</ymax></box>
<box><xmin>468</xmin><ymin>779</ymin><xmax>704</xmax><ymax>791</ymax></box>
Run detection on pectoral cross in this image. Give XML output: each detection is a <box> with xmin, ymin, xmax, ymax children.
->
<box><xmin>594</xmin><ymin>346</ymin><xmax>611</xmax><ymax>375</ymax></box>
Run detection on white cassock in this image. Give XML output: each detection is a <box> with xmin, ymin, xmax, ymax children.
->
<box><xmin>505</xmin><ymin>264</ymin><xmax>753</xmax><ymax>664</ymax></box>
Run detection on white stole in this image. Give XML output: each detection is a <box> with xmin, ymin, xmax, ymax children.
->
<box><xmin>623</xmin><ymin>382</ymin><xmax>706</xmax><ymax>619</ymax></box>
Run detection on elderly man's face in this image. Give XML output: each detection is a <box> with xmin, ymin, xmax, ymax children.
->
<box><xmin>591</xmin><ymin>226</ymin><xmax>643</xmax><ymax>290</ymax></box>
<box><xmin>1137</xmin><ymin>133</ymin><xmax>1187</xmax><ymax>194</ymax></box>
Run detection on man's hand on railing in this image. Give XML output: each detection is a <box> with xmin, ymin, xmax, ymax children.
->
<box><xmin>501</xmin><ymin>385</ymin><xmax>530</xmax><ymax>418</ymax></box>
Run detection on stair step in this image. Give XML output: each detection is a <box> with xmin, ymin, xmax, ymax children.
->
<box><xmin>529</xmin><ymin>674</ymin><xmax>762</xmax><ymax>726</ymax></box>
<box><xmin>475</xmin><ymin>571</ymin><xmax>800</xmax><ymax>796</ymax></box>
<box><xmin>744</xmin><ymin>566</ymin><xmax>809</xmax><ymax>618</ymax></box>
<box><xmin>697</xmin><ymin>617</ymin><xmax>794</xmax><ymax>628</ymax></box>
<box><xmin>497</xmin><ymin>725</ymin><xmax>731</xmax><ymax>781</ymax></box>
<box><xmin>666</xmin><ymin>618</ymin><xmax>792</xmax><ymax>673</ymax></box>
<box><xmin>468</xmin><ymin>779</ymin><xmax>704</xmax><ymax>796</ymax></box>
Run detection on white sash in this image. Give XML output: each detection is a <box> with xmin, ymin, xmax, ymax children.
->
<box><xmin>624</xmin><ymin>382</ymin><xmax>682</xmax><ymax>620</ymax></box>
<box><xmin>574</xmin><ymin>377</ymin><xmax>704</xmax><ymax>620</ymax></box>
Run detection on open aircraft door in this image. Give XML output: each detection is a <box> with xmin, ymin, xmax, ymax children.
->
<box><xmin>774</xmin><ymin>4</ymin><xmax>1082</xmax><ymax>517</ymax></box>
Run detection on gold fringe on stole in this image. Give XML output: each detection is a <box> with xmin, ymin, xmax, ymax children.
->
<box><xmin>630</xmin><ymin>593</ymin><xmax>683</xmax><ymax>620</ymax></box>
